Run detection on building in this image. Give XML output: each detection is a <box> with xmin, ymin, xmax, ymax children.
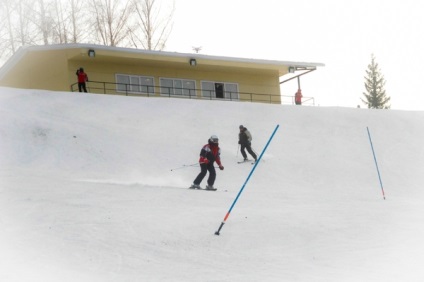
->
<box><xmin>0</xmin><ymin>44</ymin><xmax>324</xmax><ymax>104</ymax></box>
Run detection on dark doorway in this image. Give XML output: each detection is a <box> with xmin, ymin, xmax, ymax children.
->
<box><xmin>215</xmin><ymin>83</ymin><xmax>224</xmax><ymax>99</ymax></box>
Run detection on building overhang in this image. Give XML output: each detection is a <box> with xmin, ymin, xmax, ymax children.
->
<box><xmin>0</xmin><ymin>43</ymin><xmax>324</xmax><ymax>80</ymax></box>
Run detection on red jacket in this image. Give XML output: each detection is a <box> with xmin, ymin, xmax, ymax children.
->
<box><xmin>199</xmin><ymin>143</ymin><xmax>222</xmax><ymax>166</ymax></box>
<box><xmin>76</xmin><ymin>71</ymin><xmax>88</xmax><ymax>83</ymax></box>
<box><xmin>295</xmin><ymin>90</ymin><xmax>303</xmax><ymax>103</ymax></box>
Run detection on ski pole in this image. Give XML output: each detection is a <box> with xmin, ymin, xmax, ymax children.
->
<box><xmin>170</xmin><ymin>163</ymin><xmax>198</xmax><ymax>171</ymax></box>
<box><xmin>215</xmin><ymin>124</ymin><xmax>279</xmax><ymax>236</ymax></box>
<box><xmin>170</xmin><ymin>162</ymin><xmax>217</xmax><ymax>171</ymax></box>
<box><xmin>366</xmin><ymin>127</ymin><xmax>386</xmax><ymax>200</ymax></box>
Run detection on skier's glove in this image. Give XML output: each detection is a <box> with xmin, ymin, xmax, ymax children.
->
<box><xmin>219</xmin><ymin>165</ymin><xmax>224</xmax><ymax>170</ymax></box>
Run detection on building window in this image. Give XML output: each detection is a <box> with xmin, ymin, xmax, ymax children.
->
<box><xmin>116</xmin><ymin>74</ymin><xmax>154</xmax><ymax>95</ymax></box>
<box><xmin>160</xmin><ymin>78</ymin><xmax>196</xmax><ymax>97</ymax></box>
<box><xmin>201</xmin><ymin>81</ymin><xmax>239</xmax><ymax>100</ymax></box>
<box><xmin>225</xmin><ymin>83</ymin><xmax>239</xmax><ymax>100</ymax></box>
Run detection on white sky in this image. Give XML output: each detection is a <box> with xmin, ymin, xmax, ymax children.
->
<box><xmin>166</xmin><ymin>0</ymin><xmax>424</xmax><ymax>110</ymax></box>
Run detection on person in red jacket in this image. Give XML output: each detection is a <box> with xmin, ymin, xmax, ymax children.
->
<box><xmin>76</xmin><ymin>67</ymin><xmax>89</xmax><ymax>92</ymax></box>
<box><xmin>190</xmin><ymin>135</ymin><xmax>224</xmax><ymax>190</ymax></box>
<box><xmin>295</xmin><ymin>89</ymin><xmax>303</xmax><ymax>105</ymax></box>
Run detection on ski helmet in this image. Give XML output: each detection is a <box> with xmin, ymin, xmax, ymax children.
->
<box><xmin>209</xmin><ymin>135</ymin><xmax>219</xmax><ymax>144</ymax></box>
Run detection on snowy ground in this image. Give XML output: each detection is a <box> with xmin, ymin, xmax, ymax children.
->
<box><xmin>1</xmin><ymin>87</ymin><xmax>424</xmax><ymax>282</ymax></box>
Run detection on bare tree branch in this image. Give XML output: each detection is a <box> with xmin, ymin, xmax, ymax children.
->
<box><xmin>0</xmin><ymin>0</ymin><xmax>176</xmax><ymax>65</ymax></box>
<box><xmin>89</xmin><ymin>0</ymin><xmax>134</xmax><ymax>47</ymax></box>
<box><xmin>131</xmin><ymin>0</ymin><xmax>174</xmax><ymax>50</ymax></box>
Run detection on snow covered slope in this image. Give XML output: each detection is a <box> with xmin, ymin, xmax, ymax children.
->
<box><xmin>1</xmin><ymin>87</ymin><xmax>424</xmax><ymax>282</ymax></box>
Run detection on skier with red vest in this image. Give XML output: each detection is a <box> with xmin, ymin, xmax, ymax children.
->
<box><xmin>190</xmin><ymin>135</ymin><xmax>224</xmax><ymax>190</ymax></box>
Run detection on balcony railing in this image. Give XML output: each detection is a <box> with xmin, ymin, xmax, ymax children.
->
<box><xmin>70</xmin><ymin>80</ymin><xmax>314</xmax><ymax>106</ymax></box>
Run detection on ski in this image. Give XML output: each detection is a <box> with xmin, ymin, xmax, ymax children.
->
<box><xmin>237</xmin><ymin>160</ymin><xmax>255</xmax><ymax>164</ymax></box>
<box><xmin>188</xmin><ymin>187</ymin><xmax>218</xmax><ymax>191</ymax></box>
<box><xmin>204</xmin><ymin>188</ymin><xmax>217</xmax><ymax>191</ymax></box>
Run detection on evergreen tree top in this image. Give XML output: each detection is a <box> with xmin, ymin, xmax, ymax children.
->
<box><xmin>361</xmin><ymin>54</ymin><xmax>391</xmax><ymax>109</ymax></box>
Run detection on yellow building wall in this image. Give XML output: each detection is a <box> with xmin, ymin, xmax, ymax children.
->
<box><xmin>1</xmin><ymin>48</ymin><xmax>282</xmax><ymax>103</ymax></box>
<box><xmin>1</xmin><ymin>49</ymin><xmax>69</xmax><ymax>91</ymax></box>
<box><xmin>69</xmin><ymin>57</ymin><xmax>282</xmax><ymax>103</ymax></box>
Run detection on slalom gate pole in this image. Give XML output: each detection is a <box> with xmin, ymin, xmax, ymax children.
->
<box><xmin>215</xmin><ymin>124</ymin><xmax>280</xmax><ymax>236</ymax></box>
<box><xmin>366</xmin><ymin>127</ymin><xmax>386</xmax><ymax>200</ymax></box>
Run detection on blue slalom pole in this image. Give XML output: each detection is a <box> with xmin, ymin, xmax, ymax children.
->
<box><xmin>215</xmin><ymin>124</ymin><xmax>280</xmax><ymax>235</ymax></box>
<box><xmin>366</xmin><ymin>127</ymin><xmax>386</xmax><ymax>200</ymax></box>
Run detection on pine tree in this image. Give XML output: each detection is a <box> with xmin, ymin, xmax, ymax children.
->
<box><xmin>361</xmin><ymin>54</ymin><xmax>391</xmax><ymax>109</ymax></box>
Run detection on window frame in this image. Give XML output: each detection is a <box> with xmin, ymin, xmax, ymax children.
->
<box><xmin>115</xmin><ymin>74</ymin><xmax>155</xmax><ymax>95</ymax></box>
<box><xmin>201</xmin><ymin>81</ymin><xmax>239</xmax><ymax>100</ymax></box>
<box><xmin>159</xmin><ymin>77</ymin><xmax>196</xmax><ymax>97</ymax></box>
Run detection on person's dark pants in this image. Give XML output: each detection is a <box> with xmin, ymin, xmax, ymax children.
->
<box><xmin>78</xmin><ymin>82</ymin><xmax>87</xmax><ymax>93</ymax></box>
<box><xmin>241</xmin><ymin>143</ymin><xmax>257</xmax><ymax>160</ymax></box>
<box><xmin>193</xmin><ymin>163</ymin><xmax>216</xmax><ymax>186</ymax></box>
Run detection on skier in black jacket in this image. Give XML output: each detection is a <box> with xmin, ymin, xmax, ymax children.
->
<box><xmin>238</xmin><ymin>125</ymin><xmax>257</xmax><ymax>162</ymax></box>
